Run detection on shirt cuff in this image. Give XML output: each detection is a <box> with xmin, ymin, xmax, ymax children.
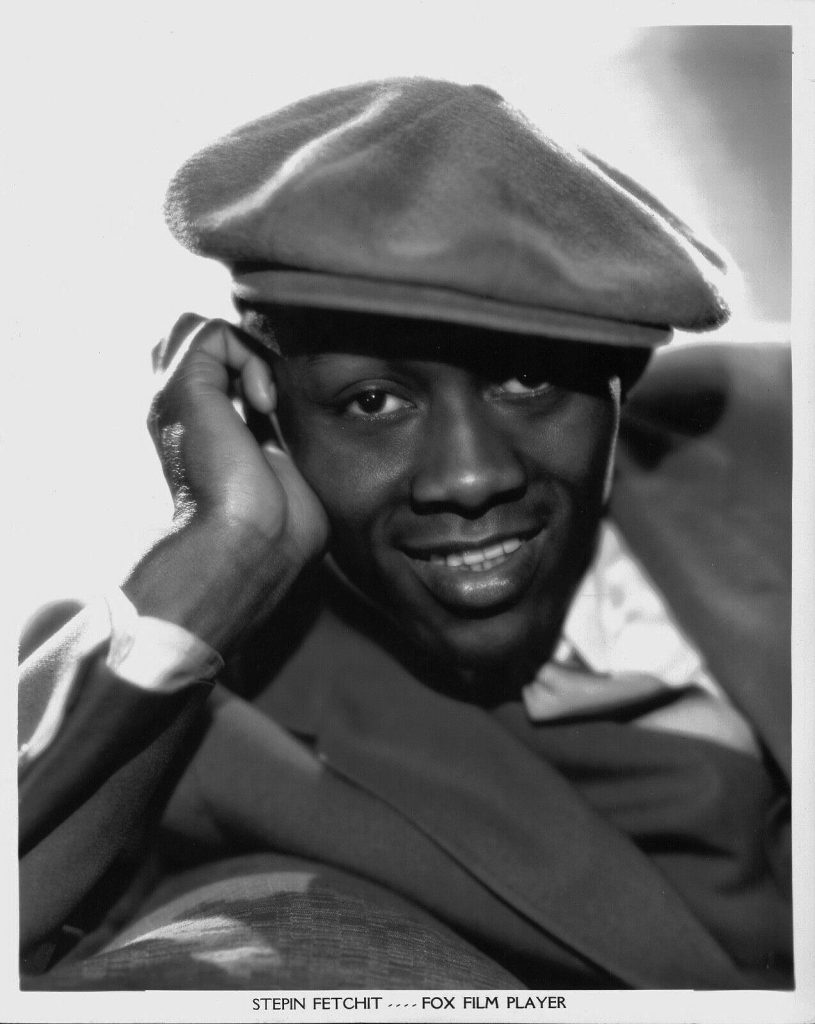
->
<box><xmin>105</xmin><ymin>588</ymin><xmax>223</xmax><ymax>692</ymax></box>
<box><xmin>19</xmin><ymin>590</ymin><xmax>223</xmax><ymax>768</ymax></box>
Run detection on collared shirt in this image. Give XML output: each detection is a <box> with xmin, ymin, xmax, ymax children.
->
<box><xmin>523</xmin><ymin>521</ymin><xmax>761</xmax><ymax>757</ymax></box>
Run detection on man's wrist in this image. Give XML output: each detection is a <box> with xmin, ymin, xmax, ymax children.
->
<box><xmin>122</xmin><ymin>516</ymin><xmax>303</xmax><ymax>653</ymax></box>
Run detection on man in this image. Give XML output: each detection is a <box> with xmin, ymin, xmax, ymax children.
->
<box><xmin>18</xmin><ymin>78</ymin><xmax>791</xmax><ymax>989</ymax></box>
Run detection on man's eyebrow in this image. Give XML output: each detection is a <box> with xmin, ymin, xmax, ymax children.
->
<box><xmin>299</xmin><ymin>351</ymin><xmax>367</xmax><ymax>368</ymax></box>
<box><xmin>300</xmin><ymin>350</ymin><xmax>395</xmax><ymax>368</ymax></box>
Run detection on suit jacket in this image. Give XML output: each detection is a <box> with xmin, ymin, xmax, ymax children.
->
<box><xmin>19</xmin><ymin>342</ymin><xmax>792</xmax><ymax>989</ymax></box>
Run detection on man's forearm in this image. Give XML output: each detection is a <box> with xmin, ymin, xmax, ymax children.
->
<box><xmin>122</xmin><ymin>517</ymin><xmax>303</xmax><ymax>655</ymax></box>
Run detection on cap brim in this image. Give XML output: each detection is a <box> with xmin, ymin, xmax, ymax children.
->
<box><xmin>232</xmin><ymin>270</ymin><xmax>672</xmax><ymax>348</ymax></box>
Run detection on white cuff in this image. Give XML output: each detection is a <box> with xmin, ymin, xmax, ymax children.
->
<box><xmin>19</xmin><ymin>590</ymin><xmax>223</xmax><ymax>767</ymax></box>
<box><xmin>105</xmin><ymin>589</ymin><xmax>223</xmax><ymax>692</ymax></box>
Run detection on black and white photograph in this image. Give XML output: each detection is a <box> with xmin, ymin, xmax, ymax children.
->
<box><xmin>6</xmin><ymin>3</ymin><xmax>814</xmax><ymax>1021</ymax></box>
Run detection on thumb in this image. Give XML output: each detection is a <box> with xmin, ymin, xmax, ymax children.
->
<box><xmin>260</xmin><ymin>441</ymin><xmax>306</xmax><ymax>493</ymax></box>
<box><xmin>261</xmin><ymin>440</ymin><xmax>291</xmax><ymax>464</ymax></box>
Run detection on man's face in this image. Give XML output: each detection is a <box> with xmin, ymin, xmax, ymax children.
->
<box><xmin>272</xmin><ymin>312</ymin><xmax>619</xmax><ymax>695</ymax></box>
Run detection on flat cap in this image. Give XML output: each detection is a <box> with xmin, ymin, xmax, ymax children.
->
<box><xmin>165</xmin><ymin>77</ymin><xmax>730</xmax><ymax>347</ymax></box>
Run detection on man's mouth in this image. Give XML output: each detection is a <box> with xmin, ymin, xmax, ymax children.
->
<box><xmin>400</xmin><ymin>529</ymin><xmax>546</xmax><ymax>613</ymax></box>
<box><xmin>419</xmin><ymin>537</ymin><xmax>523</xmax><ymax>573</ymax></box>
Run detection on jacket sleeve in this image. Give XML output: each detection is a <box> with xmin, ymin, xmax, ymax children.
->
<box><xmin>18</xmin><ymin>597</ymin><xmax>220</xmax><ymax>962</ymax></box>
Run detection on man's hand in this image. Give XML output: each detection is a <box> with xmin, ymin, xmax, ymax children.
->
<box><xmin>149</xmin><ymin>314</ymin><xmax>327</xmax><ymax>560</ymax></box>
<box><xmin>123</xmin><ymin>315</ymin><xmax>329</xmax><ymax>653</ymax></box>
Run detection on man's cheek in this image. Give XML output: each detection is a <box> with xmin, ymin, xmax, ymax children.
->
<box><xmin>300</xmin><ymin>439</ymin><xmax>405</xmax><ymax>513</ymax></box>
<box><xmin>533</xmin><ymin>404</ymin><xmax>615</xmax><ymax>491</ymax></box>
<box><xmin>298</xmin><ymin>456</ymin><xmax>382</xmax><ymax>537</ymax></box>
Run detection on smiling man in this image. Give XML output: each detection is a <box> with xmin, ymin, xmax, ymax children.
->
<box><xmin>18</xmin><ymin>79</ymin><xmax>792</xmax><ymax>990</ymax></box>
<box><xmin>243</xmin><ymin>309</ymin><xmax>644</xmax><ymax>701</ymax></box>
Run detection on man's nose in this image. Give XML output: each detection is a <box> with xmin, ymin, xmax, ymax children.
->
<box><xmin>410</xmin><ymin>397</ymin><xmax>526</xmax><ymax>514</ymax></box>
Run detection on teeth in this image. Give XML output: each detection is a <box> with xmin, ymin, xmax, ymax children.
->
<box><xmin>424</xmin><ymin>537</ymin><xmax>524</xmax><ymax>570</ymax></box>
<box><xmin>468</xmin><ymin>554</ymin><xmax>509</xmax><ymax>572</ymax></box>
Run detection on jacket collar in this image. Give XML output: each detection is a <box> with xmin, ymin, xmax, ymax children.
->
<box><xmin>263</xmin><ymin>602</ymin><xmax>743</xmax><ymax>989</ymax></box>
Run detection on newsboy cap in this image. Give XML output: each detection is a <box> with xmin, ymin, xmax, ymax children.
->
<box><xmin>165</xmin><ymin>78</ymin><xmax>730</xmax><ymax>347</ymax></box>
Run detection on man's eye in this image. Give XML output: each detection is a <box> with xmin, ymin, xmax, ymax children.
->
<box><xmin>345</xmin><ymin>389</ymin><xmax>411</xmax><ymax>418</ymax></box>
<box><xmin>495</xmin><ymin>373</ymin><xmax>553</xmax><ymax>396</ymax></box>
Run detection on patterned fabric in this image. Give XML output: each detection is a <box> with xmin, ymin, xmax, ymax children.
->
<box><xmin>25</xmin><ymin>856</ymin><xmax>521</xmax><ymax>991</ymax></box>
<box><xmin>523</xmin><ymin>522</ymin><xmax>763</xmax><ymax>757</ymax></box>
<box><xmin>554</xmin><ymin>520</ymin><xmax>727</xmax><ymax>691</ymax></box>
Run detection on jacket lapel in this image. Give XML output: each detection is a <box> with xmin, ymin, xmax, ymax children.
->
<box><xmin>253</xmin><ymin>343</ymin><xmax>789</xmax><ymax>987</ymax></box>
<box><xmin>264</xmin><ymin>605</ymin><xmax>743</xmax><ymax>990</ymax></box>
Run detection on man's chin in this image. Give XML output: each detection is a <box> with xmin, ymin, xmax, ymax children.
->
<box><xmin>329</xmin><ymin>559</ymin><xmax>568</xmax><ymax>698</ymax></box>
<box><xmin>396</xmin><ymin>604</ymin><xmax>561</xmax><ymax>702</ymax></box>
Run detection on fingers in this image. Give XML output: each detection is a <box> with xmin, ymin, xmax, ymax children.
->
<box><xmin>152</xmin><ymin>312</ymin><xmax>207</xmax><ymax>372</ymax></box>
<box><xmin>154</xmin><ymin>315</ymin><xmax>277</xmax><ymax>414</ymax></box>
<box><xmin>241</xmin><ymin>355</ymin><xmax>276</xmax><ymax>414</ymax></box>
<box><xmin>147</xmin><ymin>316</ymin><xmax>277</xmax><ymax>458</ymax></box>
<box><xmin>204</xmin><ymin>326</ymin><xmax>276</xmax><ymax>414</ymax></box>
